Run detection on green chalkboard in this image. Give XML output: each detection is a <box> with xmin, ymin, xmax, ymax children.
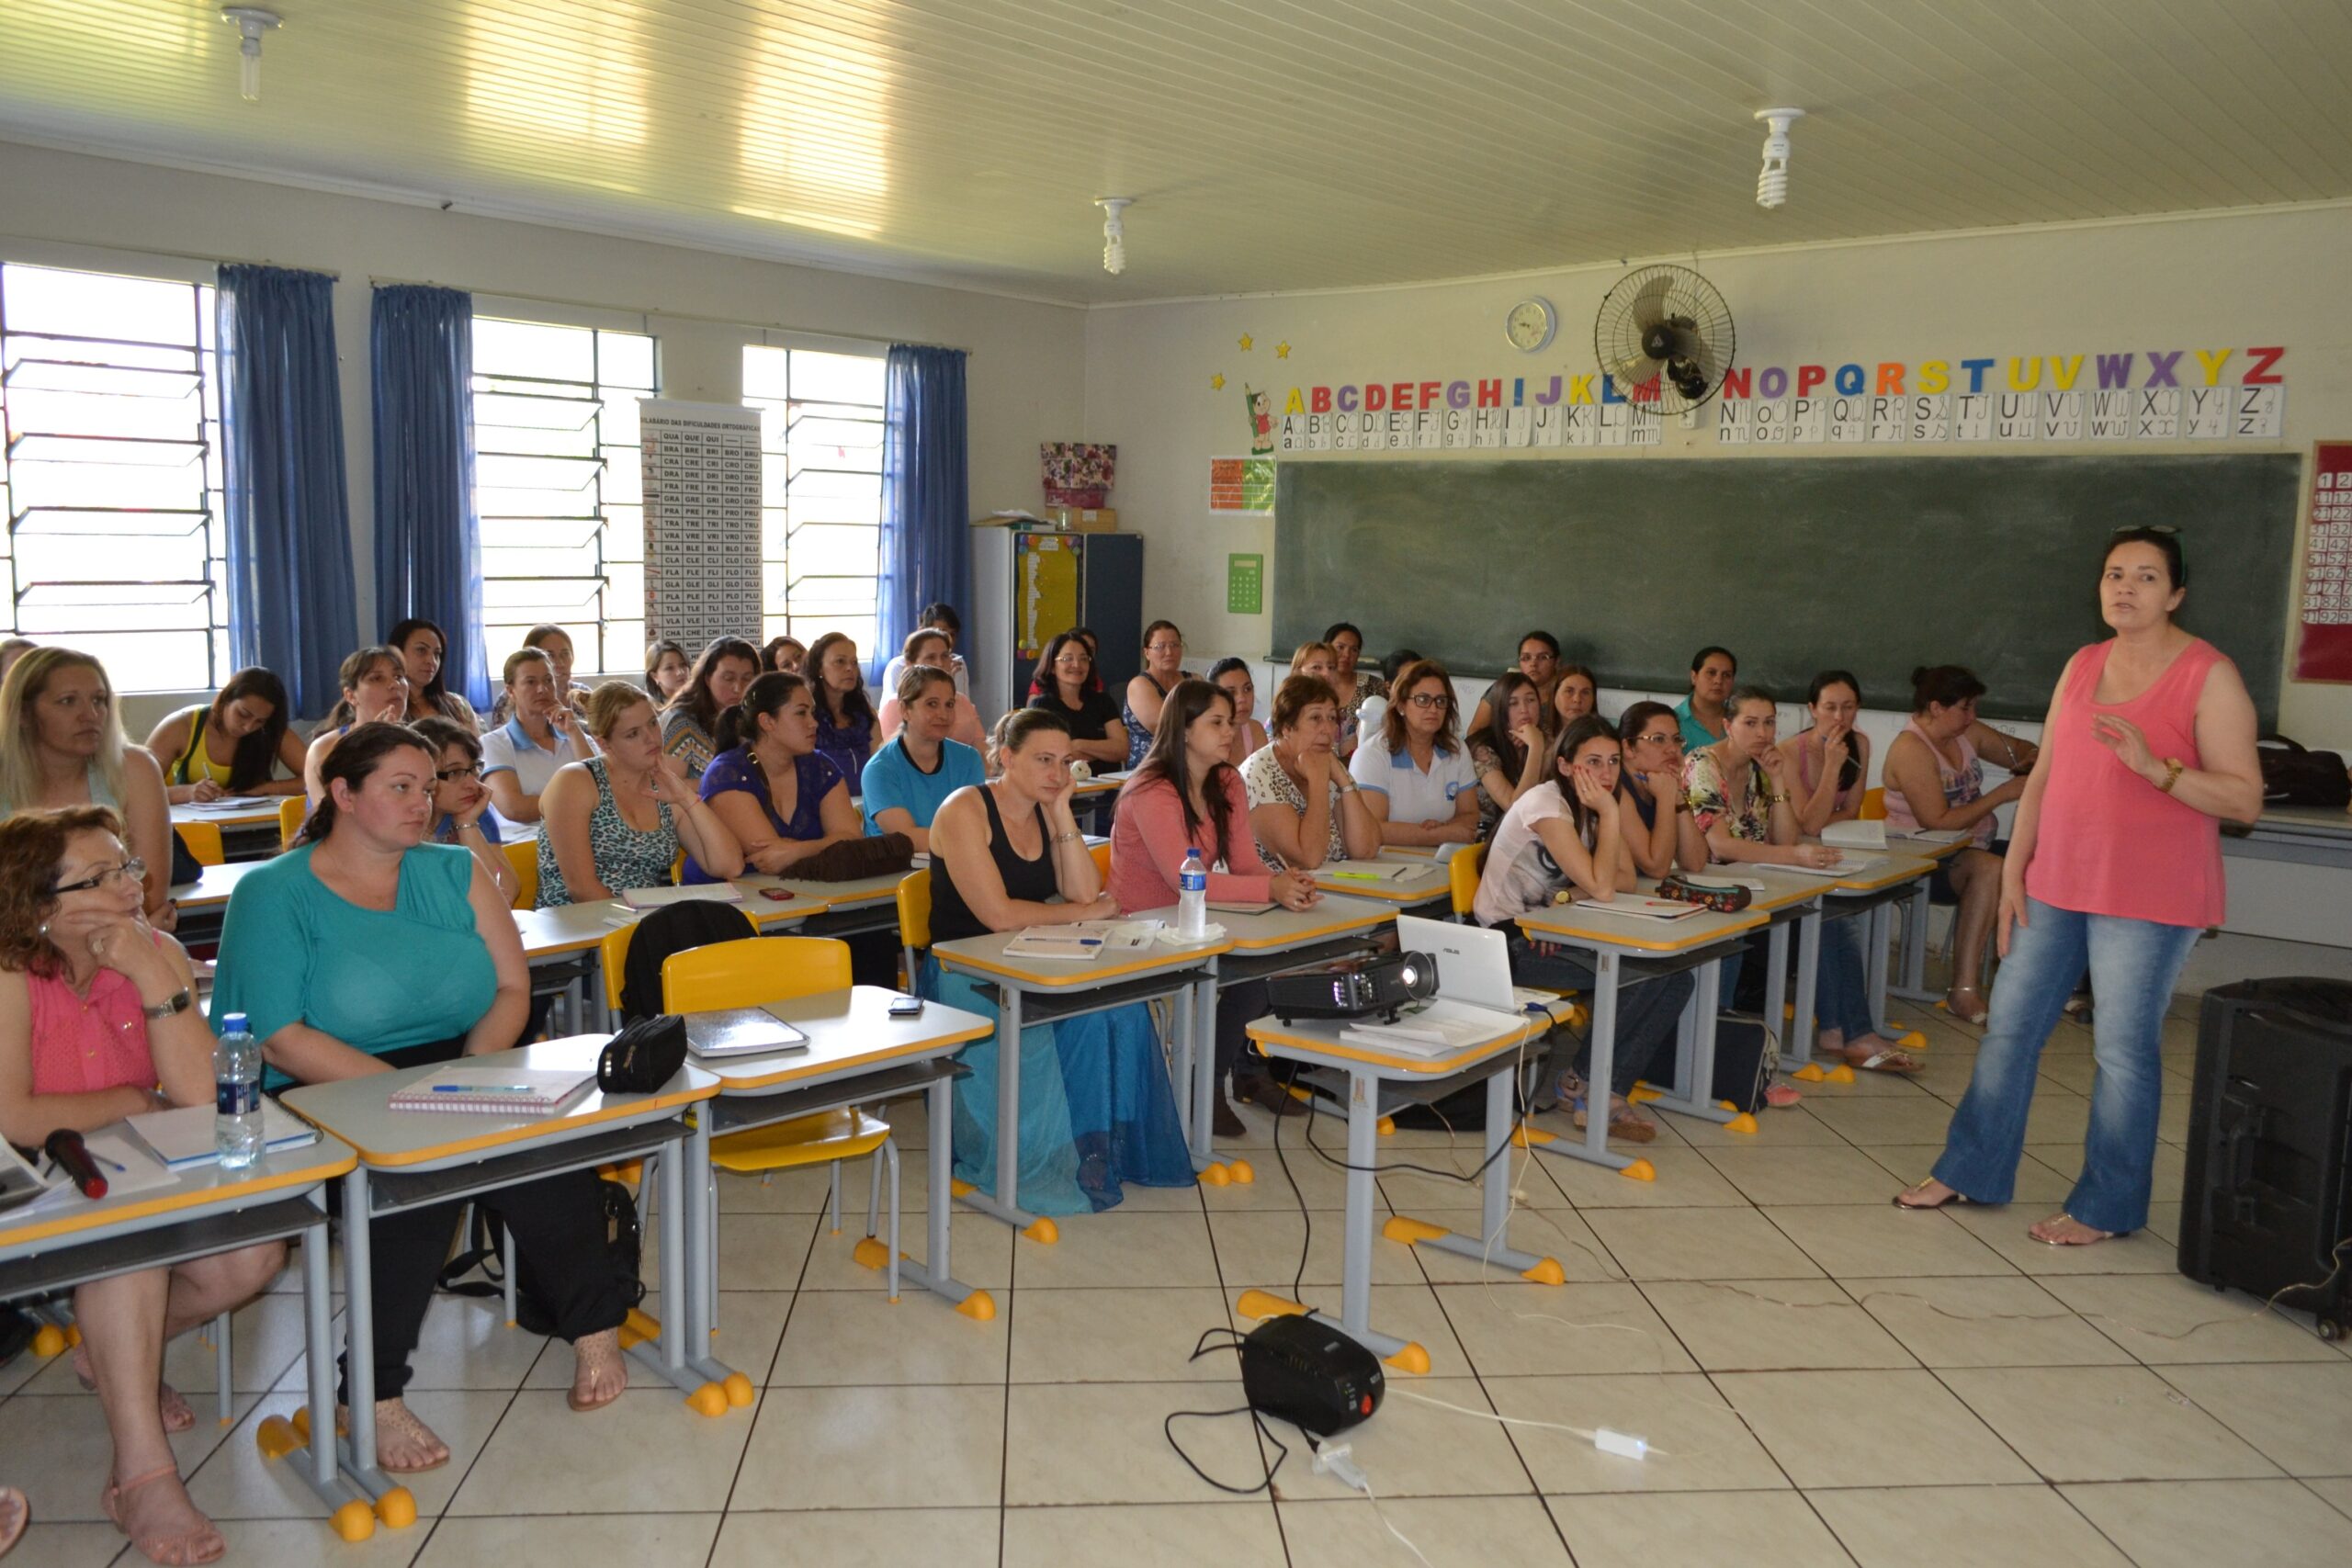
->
<box><xmin>1272</xmin><ymin>455</ymin><xmax>2299</xmax><ymax>723</ymax></box>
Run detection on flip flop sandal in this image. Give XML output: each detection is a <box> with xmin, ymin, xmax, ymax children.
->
<box><xmin>1764</xmin><ymin>1084</ymin><xmax>1804</xmax><ymax>1108</ymax></box>
<box><xmin>1852</xmin><ymin>1047</ymin><xmax>1924</xmax><ymax>1075</ymax></box>
<box><xmin>2030</xmin><ymin>1213</ymin><xmax>2119</xmax><ymax>1247</ymax></box>
<box><xmin>1892</xmin><ymin>1186</ymin><xmax>1971</xmax><ymax>1211</ymax></box>
<box><xmin>358</xmin><ymin>1401</ymin><xmax>451</xmax><ymax>1474</ymax></box>
<box><xmin>101</xmin><ymin>1464</ymin><xmax>224</xmax><ymax>1566</ymax></box>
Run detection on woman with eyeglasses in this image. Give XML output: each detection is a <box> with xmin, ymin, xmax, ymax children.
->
<box><xmin>212</xmin><ymin>723</ymin><xmax>638</xmax><ymax>1472</ymax></box>
<box><xmin>1901</xmin><ymin>528</ymin><xmax>2262</xmax><ymax>1248</ymax></box>
<box><xmin>1469</xmin><ymin>671</ymin><xmax>1550</xmax><ymax>839</ymax></box>
<box><xmin>1206</xmin><ymin>659</ymin><xmax>1269</xmax><ymax>766</ymax></box>
<box><xmin>412</xmin><ymin>716</ymin><xmax>518</xmax><ymax>904</ymax></box>
<box><xmin>1473</xmin><ymin>718</ymin><xmax>1692</xmax><ymax>1143</ymax></box>
<box><xmin>1614</xmin><ymin>702</ymin><xmax>1707</xmax><ymax>878</ymax></box>
<box><xmin>1027</xmin><ymin>629</ymin><xmax>1126</xmax><ymax>767</ymax></box>
<box><xmin>1882</xmin><ymin>663</ymin><xmax>2041</xmax><ymax>1025</ymax></box>
<box><xmin>144</xmin><ymin>667</ymin><xmax>308</xmax><ymax>804</ymax></box>
<box><xmin>1121</xmin><ymin>620</ymin><xmax>1190</xmax><ymax>768</ymax></box>
<box><xmin>0</xmin><ymin>807</ymin><xmax>283</xmax><ymax>1564</ymax></box>
<box><xmin>1350</xmin><ymin>658</ymin><xmax>1480</xmax><ymax>849</ymax></box>
<box><xmin>0</xmin><ymin>648</ymin><xmax>175</xmax><ymax>931</ymax></box>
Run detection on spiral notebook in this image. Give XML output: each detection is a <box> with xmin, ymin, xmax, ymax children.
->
<box><xmin>388</xmin><ymin>1067</ymin><xmax>596</xmax><ymax>1117</ymax></box>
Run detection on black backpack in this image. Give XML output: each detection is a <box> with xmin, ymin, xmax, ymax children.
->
<box><xmin>2256</xmin><ymin>735</ymin><xmax>2351</xmax><ymax>809</ymax></box>
<box><xmin>437</xmin><ymin>1177</ymin><xmax>645</xmax><ymax>1334</ymax></box>
<box><xmin>617</xmin><ymin>899</ymin><xmax>758</xmax><ymax>1023</ymax></box>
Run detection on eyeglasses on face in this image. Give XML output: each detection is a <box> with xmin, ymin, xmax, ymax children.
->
<box><xmin>1406</xmin><ymin>692</ymin><xmax>1450</xmax><ymax>709</ymax></box>
<box><xmin>436</xmin><ymin>763</ymin><xmax>485</xmax><ymax>782</ymax></box>
<box><xmin>1633</xmin><ymin>731</ymin><xmax>1679</xmax><ymax>748</ymax></box>
<box><xmin>51</xmin><ymin>857</ymin><xmax>145</xmax><ymax>895</ymax></box>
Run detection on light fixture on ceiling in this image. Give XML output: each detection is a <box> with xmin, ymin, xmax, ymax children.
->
<box><xmin>1096</xmin><ymin>197</ymin><xmax>1132</xmax><ymax>276</ymax></box>
<box><xmin>220</xmin><ymin>7</ymin><xmax>282</xmax><ymax>104</ymax></box>
<box><xmin>1753</xmin><ymin>107</ymin><xmax>1803</xmax><ymax>209</ymax></box>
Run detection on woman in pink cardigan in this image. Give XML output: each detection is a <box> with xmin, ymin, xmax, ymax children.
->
<box><xmin>1112</xmin><ymin>679</ymin><xmax>1320</xmax><ymax>1135</ymax></box>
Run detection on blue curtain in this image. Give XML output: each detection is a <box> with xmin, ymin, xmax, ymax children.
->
<box><xmin>370</xmin><ymin>285</ymin><xmax>489</xmax><ymax>709</ymax></box>
<box><xmin>876</xmin><ymin>344</ymin><xmax>970</xmax><ymax>682</ymax></box>
<box><xmin>216</xmin><ymin>265</ymin><xmax>359</xmax><ymax>716</ymax></box>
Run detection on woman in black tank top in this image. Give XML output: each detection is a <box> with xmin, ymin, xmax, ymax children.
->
<box><xmin>923</xmin><ymin>709</ymin><xmax>1192</xmax><ymax>1216</ymax></box>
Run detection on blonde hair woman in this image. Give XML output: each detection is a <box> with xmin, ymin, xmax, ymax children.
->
<box><xmin>0</xmin><ymin>648</ymin><xmax>174</xmax><ymax>928</ymax></box>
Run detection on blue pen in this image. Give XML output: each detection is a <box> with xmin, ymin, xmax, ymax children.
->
<box><xmin>430</xmin><ymin>1083</ymin><xmax>537</xmax><ymax>1093</ymax></box>
<box><xmin>93</xmin><ymin>1152</ymin><xmax>127</xmax><ymax>1173</ymax></box>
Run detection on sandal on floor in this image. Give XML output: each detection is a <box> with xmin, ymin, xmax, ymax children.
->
<box><xmin>1568</xmin><ymin>1097</ymin><xmax>1657</xmax><ymax>1145</ymax></box>
<box><xmin>356</xmin><ymin>1399</ymin><xmax>451</xmax><ymax>1474</ymax></box>
<box><xmin>0</xmin><ymin>1483</ymin><xmax>27</xmax><ymax>1557</ymax></box>
<box><xmin>2029</xmin><ymin>1213</ymin><xmax>2119</xmax><ymax>1247</ymax></box>
<box><xmin>1893</xmin><ymin>1183</ymin><xmax>1970</xmax><ymax>1211</ymax></box>
<box><xmin>100</xmin><ymin>1465</ymin><xmax>224</xmax><ymax>1567</ymax></box>
<box><xmin>567</xmin><ymin>1328</ymin><xmax>626</xmax><ymax>1413</ymax></box>
<box><xmin>1943</xmin><ymin>987</ymin><xmax>1989</xmax><ymax>1027</ymax></box>
<box><xmin>1850</xmin><ymin>1046</ymin><xmax>1924</xmax><ymax>1075</ymax></box>
<box><xmin>1764</xmin><ymin>1084</ymin><xmax>1804</xmax><ymax>1108</ymax></box>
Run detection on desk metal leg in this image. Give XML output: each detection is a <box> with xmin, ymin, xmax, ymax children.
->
<box><xmin>626</xmin><ymin>1131</ymin><xmax>741</xmax><ymax>1411</ymax></box>
<box><xmin>1385</xmin><ymin>1059</ymin><xmax>1566</xmax><ymax>1290</ymax></box>
<box><xmin>954</xmin><ymin>984</ymin><xmax>1048</xmax><ymax>1237</ymax></box>
<box><xmin>334</xmin><ymin>1168</ymin><xmax>395</xmax><ymax>1501</ymax></box>
<box><xmin>266</xmin><ymin>1201</ymin><xmax>379</xmax><ymax>1536</ymax></box>
<box><xmin>1645</xmin><ymin>958</ymin><xmax>1736</xmax><ymax>1129</ymax></box>
<box><xmin>1762</xmin><ymin>920</ymin><xmax>1790</xmax><ymax>1067</ymax></box>
<box><xmin>1890</xmin><ymin>882</ymin><xmax>1936</xmax><ymax>1002</ymax></box>
<box><xmin>1793</xmin><ymin>911</ymin><xmax>1822</xmax><ymax>1069</ymax></box>
<box><xmin>1527</xmin><ymin>951</ymin><xmax>1637</xmax><ymax>1174</ymax></box>
<box><xmin>1186</xmin><ymin>972</ymin><xmax>1246</xmax><ymax>1183</ymax></box>
<box><xmin>1865</xmin><ymin>904</ymin><xmax>1893</xmax><ymax>1028</ymax></box>
<box><xmin>885</xmin><ymin>1075</ymin><xmax>997</xmax><ymax>1320</ymax></box>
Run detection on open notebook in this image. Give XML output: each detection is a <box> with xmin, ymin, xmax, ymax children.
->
<box><xmin>389</xmin><ymin>1067</ymin><xmax>597</xmax><ymax>1117</ymax></box>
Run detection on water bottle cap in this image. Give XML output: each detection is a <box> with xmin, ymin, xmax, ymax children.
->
<box><xmin>1188</xmin><ymin>847</ymin><xmax>1201</xmax><ymax>856</ymax></box>
<box><xmin>222</xmin><ymin>1012</ymin><xmax>247</xmax><ymax>1032</ymax></box>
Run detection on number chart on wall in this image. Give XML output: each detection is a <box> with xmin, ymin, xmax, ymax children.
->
<box><xmin>639</xmin><ymin>400</ymin><xmax>763</xmax><ymax>653</ymax></box>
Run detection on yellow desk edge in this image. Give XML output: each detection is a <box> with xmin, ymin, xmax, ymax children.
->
<box><xmin>1222</xmin><ymin>909</ymin><xmax>1395</xmax><ymax>951</ymax></box>
<box><xmin>709</xmin><ymin>1021</ymin><xmax>994</xmax><ymax>1091</ymax></box>
<box><xmin>1246</xmin><ymin>1016</ymin><xmax>1539</xmax><ymax>1077</ymax></box>
<box><xmin>0</xmin><ymin>1145</ymin><xmax>358</xmax><ymax>1250</ymax></box>
<box><xmin>1513</xmin><ymin>906</ymin><xmax>1767</xmax><ymax>952</ymax></box>
<box><xmin>938</xmin><ymin>940</ymin><xmax>1234</xmax><ymax>987</ymax></box>
<box><xmin>287</xmin><ymin>1077</ymin><xmax>719</xmax><ymax>1168</ymax></box>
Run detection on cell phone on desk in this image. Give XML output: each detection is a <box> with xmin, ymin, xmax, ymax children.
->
<box><xmin>758</xmin><ymin>888</ymin><xmax>795</xmax><ymax>901</ymax></box>
<box><xmin>888</xmin><ymin>994</ymin><xmax>924</xmax><ymax>1018</ymax></box>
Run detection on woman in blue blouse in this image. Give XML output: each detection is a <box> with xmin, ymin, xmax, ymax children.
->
<box><xmin>211</xmin><ymin>723</ymin><xmax>637</xmax><ymax>1475</ymax></box>
<box><xmin>805</xmin><ymin>631</ymin><xmax>878</xmax><ymax>792</ymax></box>
<box><xmin>863</xmin><ymin>665</ymin><xmax>986</xmax><ymax>852</ymax></box>
<box><xmin>686</xmin><ymin>671</ymin><xmax>864</xmax><ymax>881</ymax></box>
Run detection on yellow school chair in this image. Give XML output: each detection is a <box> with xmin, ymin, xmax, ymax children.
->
<box><xmin>897</xmin><ymin>868</ymin><xmax>933</xmax><ymax>998</ymax></box>
<box><xmin>662</xmin><ymin>938</ymin><xmax>905</xmax><ymax>1304</ymax></box>
<box><xmin>277</xmin><ymin>796</ymin><xmax>307</xmax><ymax>850</ymax></box>
<box><xmin>1447</xmin><ymin>840</ymin><xmax>1487</xmax><ymax>921</ymax></box>
<box><xmin>1090</xmin><ymin>840</ymin><xmax>1112</xmax><ymax>879</ymax></box>
<box><xmin>1860</xmin><ymin>787</ymin><xmax>1886</xmax><ymax>821</ymax></box>
<box><xmin>173</xmin><ymin>820</ymin><xmax>224</xmax><ymax>868</ymax></box>
<box><xmin>503</xmin><ymin>840</ymin><xmax>539</xmax><ymax>910</ymax></box>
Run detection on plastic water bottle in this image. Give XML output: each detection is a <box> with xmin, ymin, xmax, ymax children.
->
<box><xmin>214</xmin><ymin>1011</ymin><xmax>263</xmax><ymax>1169</ymax></box>
<box><xmin>1178</xmin><ymin>847</ymin><xmax>1208</xmax><ymax>940</ymax></box>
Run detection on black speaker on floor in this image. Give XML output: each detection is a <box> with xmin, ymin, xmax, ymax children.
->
<box><xmin>2177</xmin><ymin>976</ymin><xmax>2352</xmax><ymax>1340</ymax></box>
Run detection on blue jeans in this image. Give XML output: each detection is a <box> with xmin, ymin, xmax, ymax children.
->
<box><xmin>1816</xmin><ymin>915</ymin><xmax>1878</xmax><ymax>1041</ymax></box>
<box><xmin>1502</xmin><ymin>930</ymin><xmax>1695</xmax><ymax>1096</ymax></box>
<box><xmin>1931</xmin><ymin>897</ymin><xmax>2199</xmax><ymax>1235</ymax></box>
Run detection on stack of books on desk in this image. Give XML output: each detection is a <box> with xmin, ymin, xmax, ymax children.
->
<box><xmin>389</xmin><ymin>1068</ymin><xmax>597</xmax><ymax>1117</ymax></box>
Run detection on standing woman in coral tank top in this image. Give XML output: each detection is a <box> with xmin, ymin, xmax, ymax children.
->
<box><xmin>1899</xmin><ymin>530</ymin><xmax>2262</xmax><ymax>1246</ymax></box>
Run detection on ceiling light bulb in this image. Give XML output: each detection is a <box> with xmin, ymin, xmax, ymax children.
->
<box><xmin>1754</xmin><ymin>107</ymin><xmax>1803</xmax><ymax>209</ymax></box>
<box><xmin>1096</xmin><ymin>197</ymin><xmax>1132</xmax><ymax>276</ymax></box>
<box><xmin>221</xmin><ymin>8</ymin><xmax>282</xmax><ymax>104</ymax></box>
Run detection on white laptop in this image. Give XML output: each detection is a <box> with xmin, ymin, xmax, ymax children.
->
<box><xmin>1395</xmin><ymin>915</ymin><xmax>1552</xmax><ymax>1017</ymax></box>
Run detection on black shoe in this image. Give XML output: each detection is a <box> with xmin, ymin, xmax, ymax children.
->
<box><xmin>1238</xmin><ymin>1075</ymin><xmax>1308</xmax><ymax>1118</ymax></box>
<box><xmin>1211</xmin><ymin>1094</ymin><xmax>1246</xmax><ymax>1139</ymax></box>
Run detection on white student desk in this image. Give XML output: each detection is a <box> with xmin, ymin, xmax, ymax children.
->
<box><xmin>280</xmin><ymin>1040</ymin><xmax>719</xmax><ymax>1504</ymax></box>
<box><xmin>1307</xmin><ymin>853</ymin><xmax>1453</xmax><ymax>912</ymax></box>
<box><xmin>683</xmin><ymin>987</ymin><xmax>996</xmax><ymax>1356</ymax></box>
<box><xmin>738</xmin><ymin>869</ymin><xmax>904</xmax><ymax>942</ymax></box>
<box><xmin>1512</xmin><ymin>897</ymin><xmax>1767</xmax><ymax>1176</ymax></box>
<box><xmin>1158</xmin><ymin>897</ymin><xmax>1401</xmax><ymax>1180</ymax></box>
<box><xmin>2222</xmin><ymin>806</ymin><xmax>2352</xmax><ymax>948</ymax></box>
<box><xmin>0</xmin><ymin>1135</ymin><xmax>370</xmax><ymax>1536</ymax></box>
<box><xmin>927</xmin><ymin>929</ymin><xmax>1229</xmax><ymax>1238</ymax></box>
<box><xmin>1240</xmin><ymin>1006</ymin><xmax>1557</xmax><ymax>1374</ymax></box>
<box><xmin>170</xmin><ymin>859</ymin><xmax>267</xmax><ymax>910</ymax></box>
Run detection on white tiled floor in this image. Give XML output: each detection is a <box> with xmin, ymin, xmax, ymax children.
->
<box><xmin>7</xmin><ymin>995</ymin><xmax>2352</xmax><ymax>1566</ymax></box>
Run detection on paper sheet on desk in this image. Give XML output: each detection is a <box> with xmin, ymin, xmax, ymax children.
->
<box><xmin>24</xmin><ymin>1130</ymin><xmax>176</xmax><ymax>1213</ymax></box>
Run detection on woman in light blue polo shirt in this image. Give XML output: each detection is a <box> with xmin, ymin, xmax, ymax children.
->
<box><xmin>1347</xmin><ymin>657</ymin><xmax>1480</xmax><ymax>849</ymax></box>
<box><xmin>864</xmin><ymin>665</ymin><xmax>985</xmax><ymax>852</ymax></box>
<box><xmin>1674</xmin><ymin>645</ymin><xmax>1738</xmax><ymax>750</ymax></box>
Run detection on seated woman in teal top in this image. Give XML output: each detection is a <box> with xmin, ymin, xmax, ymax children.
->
<box><xmin>1675</xmin><ymin>644</ymin><xmax>1738</xmax><ymax>749</ymax></box>
<box><xmin>863</xmin><ymin>665</ymin><xmax>986</xmax><ymax>852</ymax></box>
<box><xmin>211</xmin><ymin>722</ymin><xmax>635</xmax><ymax>1475</ymax></box>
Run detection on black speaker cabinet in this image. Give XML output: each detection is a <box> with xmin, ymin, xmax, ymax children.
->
<box><xmin>2177</xmin><ymin>976</ymin><xmax>2352</xmax><ymax>1340</ymax></box>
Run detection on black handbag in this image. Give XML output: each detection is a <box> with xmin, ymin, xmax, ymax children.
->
<box><xmin>596</xmin><ymin>1014</ymin><xmax>687</xmax><ymax>1095</ymax></box>
<box><xmin>2256</xmin><ymin>735</ymin><xmax>2350</xmax><ymax>809</ymax></box>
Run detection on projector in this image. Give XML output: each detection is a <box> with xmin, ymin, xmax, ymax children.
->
<box><xmin>1265</xmin><ymin>951</ymin><xmax>1437</xmax><ymax>1023</ymax></box>
<box><xmin>1238</xmin><ymin>1314</ymin><xmax>1383</xmax><ymax>1439</ymax></box>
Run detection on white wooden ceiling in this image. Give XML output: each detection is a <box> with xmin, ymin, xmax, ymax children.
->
<box><xmin>3</xmin><ymin>0</ymin><xmax>2348</xmax><ymax>303</ymax></box>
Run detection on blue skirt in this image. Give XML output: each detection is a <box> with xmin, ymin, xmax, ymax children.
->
<box><xmin>922</xmin><ymin>957</ymin><xmax>1194</xmax><ymax>1214</ymax></box>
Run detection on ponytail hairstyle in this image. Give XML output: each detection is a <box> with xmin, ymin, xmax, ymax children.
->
<box><xmin>1544</xmin><ymin>715</ymin><xmax>1622</xmax><ymax>845</ymax></box>
<box><xmin>996</xmin><ymin>705</ymin><xmax>1071</xmax><ymax>759</ymax></box>
<box><xmin>1804</xmin><ymin>670</ymin><xmax>1865</xmax><ymax>792</ymax></box>
<box><xmin>1129</xmin><ymin>679</ymin><xmax>1240</xmax><ymax>864</ymax></box>
<box><xmin>296</xmin><ymin>721</ymin><xmax>429</xmax><ymax>848</ymax></box>
<box><xmin>715</xmin><ymin>671</ymin><xmax>808</xmax><ymax>756</ymax></box>
<box><xmin>583</xmin><ymin>680</ymin><xmax>653</xmax><ymax>744</ymax></box>
<box><xmin>209</xmin><ymin>666</ymin><xmax>292</xmax><ymax>792</ymax></box>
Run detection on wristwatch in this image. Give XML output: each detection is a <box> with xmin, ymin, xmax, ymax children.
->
<box><xmin>142</xmin><ymin>987</ymin><xmax>195</xmax><ymax>1021</ymax></box>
